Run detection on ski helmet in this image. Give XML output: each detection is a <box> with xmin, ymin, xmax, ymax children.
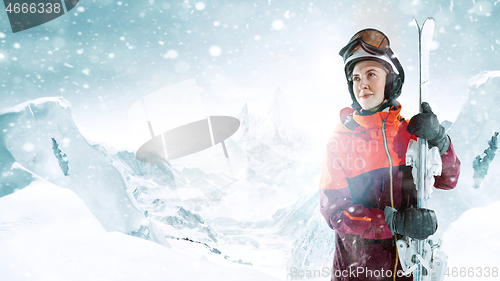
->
<box><xmin>339</xmin><ymin>29</ymin><xmax>405</xmax><ymax>112</ymax></box>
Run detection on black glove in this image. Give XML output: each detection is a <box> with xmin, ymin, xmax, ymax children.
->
<box><xmin>384</xmin><ymin>206</ymin><xmax>438</xmax><ymax>240</ymax></box>
<box><xmin>407</xmin><ymin>102</ymin><xmax>450</xmax><ymax>154</ymax></box>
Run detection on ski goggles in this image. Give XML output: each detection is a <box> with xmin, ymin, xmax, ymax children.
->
<box><xmin>339</xmin><ymin>28</ymin><xmax>405</xmax><ymax>83</ymax></box>
<box><xmin>339</xmin><ymin>29</ymin><xmax>391</xmax><ymax>62</ymax></box>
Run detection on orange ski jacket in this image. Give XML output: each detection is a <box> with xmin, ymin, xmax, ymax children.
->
<box><xmin>319</xmin><ymin>103</ymin><xmax>460</xmax><ymax>280</ymax></box>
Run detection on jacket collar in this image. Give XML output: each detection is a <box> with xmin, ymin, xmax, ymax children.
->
<box><xmin>338</xmin><ymin>102</ymin><xmax>403</xmax><ymax>131</ymax></box>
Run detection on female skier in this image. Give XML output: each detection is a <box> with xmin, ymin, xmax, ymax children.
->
<box><xmin>319</xmin><ymin>29</ymin><xmax>461</xmax><ymax>281</ymax></box>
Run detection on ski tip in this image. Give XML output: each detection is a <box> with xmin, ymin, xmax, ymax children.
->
<box><xmin>412</xmin><ymin>18</ymin><xmax>420</xmax><ymax>31</ymax></box>
<box><xmin>422</xmin><ymin>17</ymin><xmax>436</xmax><ymax>33</ymax></box>
<box><xmin>423</xmin><ymin>17</ymin><xmax>436</xmax><ymax>25</ymax></box>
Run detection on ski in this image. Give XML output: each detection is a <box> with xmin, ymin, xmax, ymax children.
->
<box><xmin>416</xmin><ymin>17</ymin><xmax>435</xmax><ymax>210</ymax></box>
<box><xmin>397</xmin><ymin>17</ymin><xmax>448</xmax><ymax>281</ymax></box>
<box><xmin>415</xmin><ymin>16</ymin><xmax>435</xmax><ymax>281</ymax></box>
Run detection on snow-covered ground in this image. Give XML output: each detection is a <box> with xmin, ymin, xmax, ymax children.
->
<box><xmin>0</xmin><ymin>179</ymin><xmax>281</xmax><ymax>281</ymax></box>
<box><xmin>440</xmin><ymin>201</ymin><xmax>500</xmax><ymax>280</ymax></box>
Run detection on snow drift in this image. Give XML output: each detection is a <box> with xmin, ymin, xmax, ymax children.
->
<box><xmin>440</xmin><ymin>200</ymin><xmax>500</xmax><ymax>280</ymax></box>
<box><xmin>0</xmin><ymin>177</ymin><xmax>281</xmax><ymax>281</ymax></box>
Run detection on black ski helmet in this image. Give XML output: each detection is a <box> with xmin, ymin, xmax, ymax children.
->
<box><xmin>339</xmin><ymin>29</ymin><xmax>405</xmax><ymax>112</ymax></box>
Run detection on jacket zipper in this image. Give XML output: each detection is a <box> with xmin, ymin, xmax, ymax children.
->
<box><xmin>382</xmin><ymin>117</ymin><xmax>398</xmax><ymax>281</ymax></box>
<box><xmin>382</xmin><ymin>118</ymin><xmax>394</xmax><ymax>208</ymax></box>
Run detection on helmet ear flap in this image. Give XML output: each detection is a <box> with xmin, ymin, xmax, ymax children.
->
<box><xmin>385</xmin><ymin>71</ymin><xmax>403</xmax><ymax>102</ymax></box>
<box><xmin>393</xmin><ymin>74</ymin><xmax>403</xmax><ymax>96</ymax></box>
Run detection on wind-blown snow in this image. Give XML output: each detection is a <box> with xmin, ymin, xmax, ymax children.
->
<box><xmin>0</xmin><ymin>179</ymin><xmax>281</xmax><ymax>281</ymax></box>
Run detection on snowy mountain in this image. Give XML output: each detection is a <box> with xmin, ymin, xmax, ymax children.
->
<box><xmin>231</xmin><ymin>88</ymin><xmax>316</xmax><ymax>196</ymax></box>
<box><xmin>270</xmin><ymin>191</ymin><xmax>335</xmax><ymax>280</ymax></box>
<box><xmin>450</xmin><ymin>71</ymin><xmax>500</xmax><ymax>165</ymax></box>
<box><xmin>0</xmin><ymin>97</ymin><xmax>144</xmax><ymax>233</ymax></box>
<box><xmin>428</xmin><ymin>71</ymin><xmax>500</xmax><ymax>237</ymax></box>
<box><xmin>235</xmin><ymin>88</ymin><xmax>310</xmax><ymax>146</ymax></box>
<box><xmin>98</xmin><ymin>145</ymin><xmax>235</xmax><ymax>251</ymax></box>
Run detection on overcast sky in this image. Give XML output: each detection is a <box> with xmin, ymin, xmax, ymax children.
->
<box><xmin>1</xmin><ymin>0</ymin><xmax>499</xmax><ymax>150</ymax></box>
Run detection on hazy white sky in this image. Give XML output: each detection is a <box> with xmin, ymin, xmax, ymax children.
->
<box><xmin>0</xmin><ymin>0</ymin><xmax>497</xmax><ymax>150</ymax></box>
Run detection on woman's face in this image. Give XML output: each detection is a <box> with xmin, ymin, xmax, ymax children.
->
<box><xmin>351</xmin><ymin>60</ymin><xmax>388</xmax><ymax>112</ymax></box>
